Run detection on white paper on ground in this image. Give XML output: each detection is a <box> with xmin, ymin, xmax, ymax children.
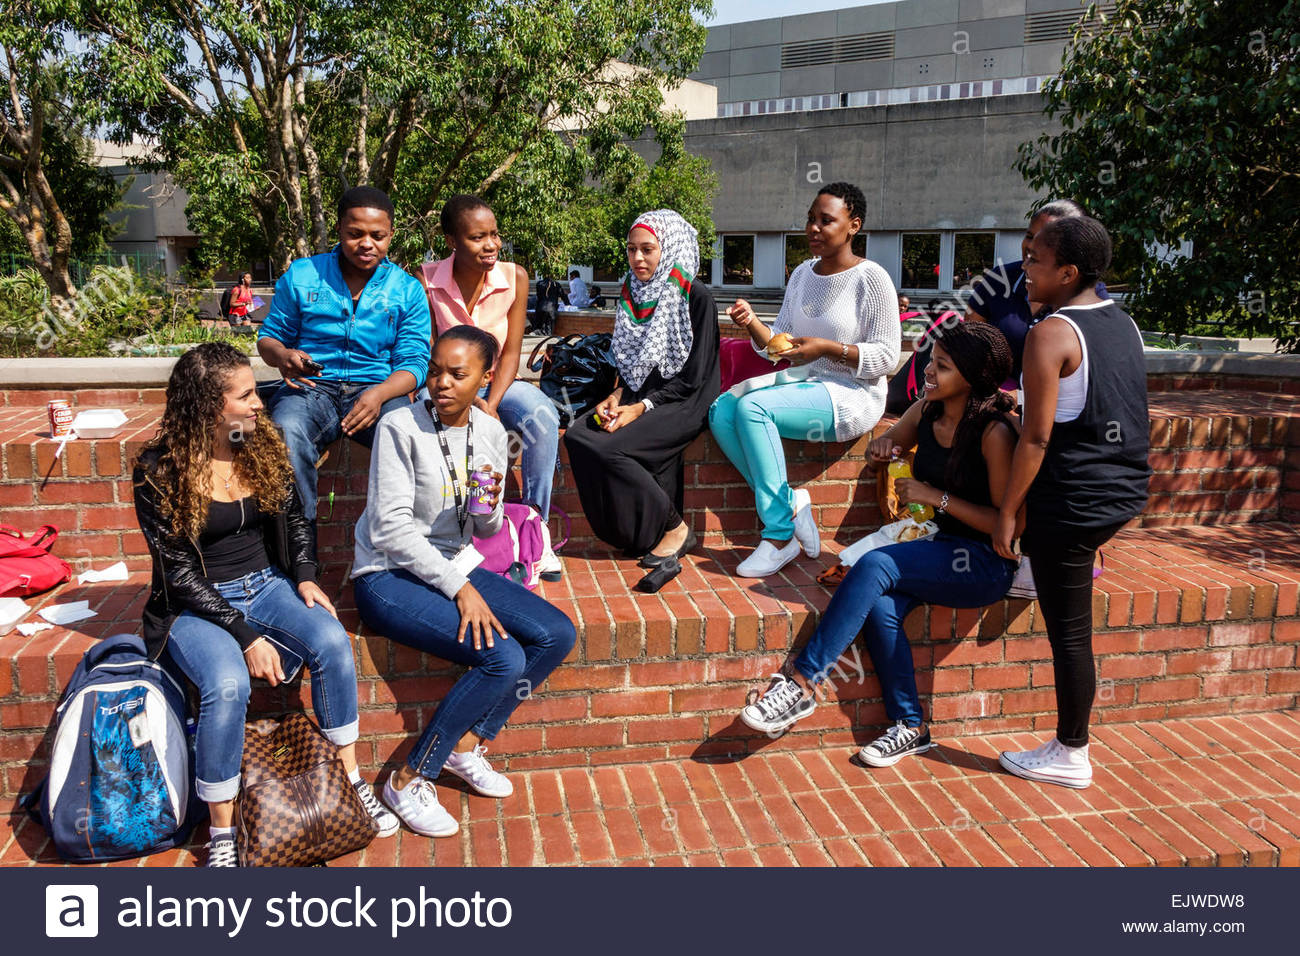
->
<box><xmin>37</xmin><ymin>600</ymin><xmax>96</xmax><ymax>626</ymax></box>
<box><xmin>78</xmin><ymin>560</ymin><xmax>129</xmax><ymax>585</ymax></box>
<box><xmin>0</xmin><ymin>596</ymin><xmax>30</xmax><ymax>629</ymax></box>
<box><xmin>16</xmin><ymin>621</ymin><xmax>53</xmax><ymax>636</ymax></box>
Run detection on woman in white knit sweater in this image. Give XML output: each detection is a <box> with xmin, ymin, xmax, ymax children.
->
<box><xmin>711</xmin><ymin>182</ymin><xmax>901</xmax><ymax>577</ymax></box>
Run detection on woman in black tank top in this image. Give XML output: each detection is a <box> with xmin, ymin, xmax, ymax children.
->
<box><xmin>737</xmin><ymin>322</ymin><xmax>1019</xmax><ymax>771</ymax></box>
<box><xmin>994</xmin><ymin>215</ymin><xmax>1150</xmax><ymax>792</ymax></box>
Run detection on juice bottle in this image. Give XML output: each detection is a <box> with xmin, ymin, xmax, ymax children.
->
<box><xmin>887</xmin><ymin>456</ymin><xmax>934</xmax><ymax>522</ymax></box>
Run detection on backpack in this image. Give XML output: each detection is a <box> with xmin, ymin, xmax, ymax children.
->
<box><xmin>473</xmin><ymin>502</ymin><xmax>550</xmax><ymax>589</ymax></box>
<box><xmin>0</xmin><ymin>524</ymin><xmax>72</xmax><ymax>597</ymax></box>
<box><xmin>24</xmin><ymin>633</ymin><xmax>202</xmax><ymax>863</ymax></box>
<box><xmin>219</xmin><ymin>284</ymin><xmax>235</xmax><ymax>318</ymax></box>
<box><xmin>527</xmin><ymin>333</ymin><xmax>618</xmax><ymax>427</ymax></box>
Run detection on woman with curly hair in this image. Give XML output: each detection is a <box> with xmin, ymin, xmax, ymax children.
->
<box><xmin>739</xmin><ymin>322</ymin><xmax>1020</xmax><ymax>769</ymax></box>
<box><xmin>133</xmin><ymin>342</ymin><xmax>396</xmax><ymax>867</ymax></box>
<box><xmin>711</xmin><ymin>182</ymin><xmax>901</xmax><ymax>577</ymax></box>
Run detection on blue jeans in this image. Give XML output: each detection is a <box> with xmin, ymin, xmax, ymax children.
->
<box><xmin>271</xmin><ymin>380</ymin><xmax>413</xmax><ymax>520</ymax></box>
<box><xmin>709</xmin><ymin>382</ymin><xmax>837</xmax><ymax>540</ymax></box>
<box><xmin>161</xmin><ymin>567</ymin><xmax>359</xmax><ymax>802</ymax></box>
<box><xmin>794</xmin><ymin>534</ymin><xmax>1015</xmax><ymax>726</ymax></box>
<box><xmin>354</xmin><ymin>567</ymin><xmax>576</xmax><ymax>778</ymax></box>
<box><xmin>487</xmin><ymin>382</ymin><xmax>559</xmax><ymax>519</ymax></box>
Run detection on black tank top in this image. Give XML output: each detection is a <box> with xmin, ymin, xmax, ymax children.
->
<box><xmin>200</xmin><ymin>497</ymin><xmax>271</xmax><ymax>582</ymax></box>
<box><xmin>913</xmin><ymin>414</ymin><xmax>999</xmax><ymax>546</ymax></box>
<box><xmin>1027</xmin><ymin>301</ymin><xmax>1151</xmax><ymax>529</ymax></box>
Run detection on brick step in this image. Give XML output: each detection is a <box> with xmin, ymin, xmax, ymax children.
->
<box><xmin>7</xmin><ymin>712</ymin><xmax>1300</xmax><ymax>867</ymax></box>
<box><xmin>2</xmin><ymin>390</ymin><xmax>1298</xmax><ymax>569</ymax></box>
<box><xmin>3</xmin><ymin>522</ymin><xmax>1297</xmax><ymax>805</ymax></box>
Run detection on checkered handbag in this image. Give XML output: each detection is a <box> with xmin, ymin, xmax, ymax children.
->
<box><xmin>234</xmin><ymin>713</ymin><xmax>376</xmax><ymax>867</ymax></box>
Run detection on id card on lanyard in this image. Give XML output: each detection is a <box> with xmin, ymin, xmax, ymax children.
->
<box><xmin>427</xmin><ymin>401</ymin><xmax>483</xmax><ymax>576</ymax></box>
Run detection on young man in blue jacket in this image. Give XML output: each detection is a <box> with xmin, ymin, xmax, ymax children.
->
<box><xmin>258</xmin><ymin>186</ymin><xmax>432</xmax><ymax>525</ymax></box>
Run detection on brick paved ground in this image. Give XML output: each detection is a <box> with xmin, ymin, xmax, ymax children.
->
<box><xmin>6</xmin><ymin>711</ymin><xmax>1298</xmax><ymax>868</ymax></box>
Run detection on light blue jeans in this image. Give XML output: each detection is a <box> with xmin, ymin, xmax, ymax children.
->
<box><xmin>161</xmin><ymin>567</ymin><xmax>359</xmax><ymax>802</ymax></box>
<box><xmin>487</xmin><ymin>382</ymin><xmax>559</xmax><ymax>519</ymax></box>
<box><xmin>708</xmin><ymin>382</ymin><xmax>836</xmax><ymax>540</ymax></box>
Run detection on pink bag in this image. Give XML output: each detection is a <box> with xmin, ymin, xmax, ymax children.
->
<box><xmin>720</xmin><ymin>337</ymin><xmax>789</xmax><ymax>392</ymax></box>
<box><xmin>473</xmin><ymin>503</ymin><xmax>548</xmax><ymax>590</ymax></box>
<box><xmin>0</xmin><ymin>524</ymin><xmax>72</xmax><ymax>597</ymax></box>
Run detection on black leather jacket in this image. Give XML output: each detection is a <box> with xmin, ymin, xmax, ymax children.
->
<box><xmin>133</xmin><ymin>446</ymin><xmax>318</xmax><ymax>660</ymax></box>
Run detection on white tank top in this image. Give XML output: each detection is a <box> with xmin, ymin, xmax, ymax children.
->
<box><xmin>1019</xmin><ymin>302</ymin><xmax>1104</xmax><ymax>422</ymax></box>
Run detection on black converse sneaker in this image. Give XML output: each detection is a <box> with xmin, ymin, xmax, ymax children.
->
<box><xmin>858</xmin><ymin>721</ymin><xmax>933</xmax><ymax>767</ymax></box>
<box><xmin>205</xmin><ymin>835</ymin><xmax>238</xmax><ymax>868</ymax></box>
<box><xmin>739</xmin><ymin>673</ymin><xmax>814</xmax><ymax>734</ymax></box>
<box><xmin>354</xmin><ymin>779</ymin><xmax>400</xmax><ymax>837</ymax></box>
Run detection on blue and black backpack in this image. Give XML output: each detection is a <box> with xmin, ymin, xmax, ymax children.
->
<box><xmin>24</xmin><ymin>633</ymin><xmax>204</xmax><ymax>862</ymax></box>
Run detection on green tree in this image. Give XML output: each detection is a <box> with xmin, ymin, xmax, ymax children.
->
<box><xmin>80</xmin><ymin>0</ymin><xmax>714</xmax><ymax>274</ymax></box>
<box><xmin>1</xmin><ymin>1</ymin><xmax>120</xmax><ymax>304</ymax></box>
<box><xmin>1016</xmin><ymin>0</ymin><xmax>1300</xmax><ymax>349</ymax></box>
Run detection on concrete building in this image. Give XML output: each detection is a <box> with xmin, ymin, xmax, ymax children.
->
<box><xmin>680</xmin><ymin>0</ymin><xmax>1111</xmax><ymax>295</ymax></box>
<box><xmin>93</xmin><ymin>141</ymin><xmax>201</xmax><ymax>278</ymax></box>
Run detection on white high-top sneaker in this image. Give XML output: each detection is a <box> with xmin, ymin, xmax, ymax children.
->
<box><xmin>999</xmin><ymin>737</ymin><xmax>1092</xmax><ymax>789</ymax></box>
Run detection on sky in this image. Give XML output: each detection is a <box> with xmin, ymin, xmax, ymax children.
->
<box><xmin>704</xmin><ymin>0</ymin><xmax>892</xmax><ymax>27</ymax></box>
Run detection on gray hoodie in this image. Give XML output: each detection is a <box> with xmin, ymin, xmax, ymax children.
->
<box><xmin>351</xmin><ymin>402</ymin><xmax>506</xmax><ymax>598</ymax></box>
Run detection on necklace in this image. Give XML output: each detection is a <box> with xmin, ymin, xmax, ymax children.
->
<box><xmin>212</xmin><ymin>459</ymin><xmax>237</xmax><ymax>497</ymax></box>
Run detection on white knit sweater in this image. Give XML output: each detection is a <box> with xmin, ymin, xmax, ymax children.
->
<box><xmin>758</xmin><ymin>259</ymin><xmax>901</xmax><ymax>441</ymax></box>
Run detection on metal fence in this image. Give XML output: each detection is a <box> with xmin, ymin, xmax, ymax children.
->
<box><xmin>0</xmin><ymin>250</ymin><xmax>167</xmax><ymax>286</ymax></box>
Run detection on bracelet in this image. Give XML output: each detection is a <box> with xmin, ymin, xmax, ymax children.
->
<box><xmin>937</xmin><ymin>492</ymin><xmax>949</xmax><ymax>515</ymax></box>
<box><xmin>840</xmin><ymin>342</ymin><xmax>849</xmax><ymax>363</ymax></box>
<box><xmin>243</xmin><ymin>636</ymin><xmax>269</xmax><ymax>656</ymax></box>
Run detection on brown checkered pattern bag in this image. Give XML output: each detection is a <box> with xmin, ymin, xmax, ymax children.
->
<box><xmin>234</xmin><ymin>713</ymin><xmax>376</xmax><ymax>867</ymax></box>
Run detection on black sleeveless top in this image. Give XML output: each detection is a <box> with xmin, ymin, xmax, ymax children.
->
<box><xmin>199</xmin><ymin>496</ymin><xmax>272</xmax><ymax>582</ymax></box>
<box><xmin>1026</xmin><ymin>301</ymin><xmax>1151</xmax><ymax>530</ymax></box>
<box><xmin>913</xmin><ymin>414</ymin><xmax>1001</xmax><ymax>546</ymax></box>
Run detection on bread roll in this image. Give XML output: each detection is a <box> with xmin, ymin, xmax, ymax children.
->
<box><xmin>767</xmin><ymin>332</ymin><xmax>794</xmax><ymax>358</ymax></box>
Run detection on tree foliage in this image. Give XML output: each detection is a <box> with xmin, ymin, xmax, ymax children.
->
<box><xmin>77</xmin><ymin>0</ymin><xmax>716</xmax><ymax>274</ymax></box>
<box><xmin>1016</xmin><ymin>0</ymin><xmax>1300</xmax><ymax>349</ymax></box>
<box><xmin>1</xmin><ymin>1</ymin><xmax>122</xmax><ymax>304</ymax></box>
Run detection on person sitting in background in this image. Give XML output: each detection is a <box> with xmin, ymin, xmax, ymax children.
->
<box><xmin>133</xmin><ymin>343</ymin><xmax>397</xmax><ymax>867</ymax></box>
<box><xmin>256</xmin><ymin>186</ymin><xmax>431</xmax><ymax>529</ymax></box>
<box><xmin>533</xmin><ymin>272</ymin><xmax>568</xmax><ymax>333</ymax></box>
<box><xmin>568</xmin><ymin>270</ymin><xmax>592</xmax><ymax>308</ymax></box>
<box><xmin>965</xmin><ymin>199</ymin><xmax>1108</xmax><ymax>379</ymax></box>
<box><xmin>564</xmin><ymin>209</ymin><xmax>720</xmax><ymax>592</ymax></box>
<box><xmin>352</xmin><ymin>327</ymin><xmax>576</xmax><ymax>837</ymax></box>
<box><xmin>421</xmin><ymin>195</ymin><xmax>561</xmax><ymax>549</ymax></box>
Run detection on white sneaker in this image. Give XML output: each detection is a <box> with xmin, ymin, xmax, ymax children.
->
<box><xmin>1006</xmin><ymin>555</ymin><xmax>1037</xmax><ymax>599</ymax></box>
<box><xmin>736</xmin><ymin>538</ymin><xmax>802</xmax><ymax>578</ymax></box>
<box><xmin>998</xmin><ymin>737</ymin><xmax>1092</xmax><ymax>789</ymax></box>
<box><xmin>537</xmin><ymin>544</ymin><xmax>563</xmax><ymax>582</ymax></box>
<box><xmin>443</xmin><ymin>744</ymin><xmax>514</xmax><ymax>798</ymax></box>
<box><xmin>792</xmin><ymin>488</ymin><xmax>821</xmax><ymax>558</ymax></box>
<box><xmin>382</xmin><ymin>772</ymin><xmax>460</xmax><ymax>836</ymax></box>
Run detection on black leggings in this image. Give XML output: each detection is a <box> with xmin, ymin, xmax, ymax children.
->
<box><xmin>1021</xmin><ymin>520</ymin><xmax>1128</xmax><ymax>747</ymax></box>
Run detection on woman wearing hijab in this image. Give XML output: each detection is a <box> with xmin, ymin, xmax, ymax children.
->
<box><xmin>563</xmin><ymin>210</ymin><xmax>721</xmax><ymax>592</ymax></box>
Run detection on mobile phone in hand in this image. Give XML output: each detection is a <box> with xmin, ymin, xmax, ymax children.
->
<box><xmin>300</xmin><ymin>358</ymin><xmax>324</xmax><ymax>376</ymax></box>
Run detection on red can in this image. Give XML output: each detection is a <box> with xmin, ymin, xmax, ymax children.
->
<box><xmin>47</xmin><ymin>399</ymin><xmax>73</xmax><ymax>438</ymax></box>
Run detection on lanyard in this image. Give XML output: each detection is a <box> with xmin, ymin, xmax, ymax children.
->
<box><xmin>427</xmin><ymin>401</ymin><xmax>474</xmax><ymax>533</ymax></box>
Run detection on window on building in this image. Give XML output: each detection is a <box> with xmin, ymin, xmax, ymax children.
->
<box><xmin>722</xmin><ymin>235</ymin><xmax>755</xmax><ymax>285</ymax></box>
<box><xmin>593</xmin><ymin>263</ymin><xmax>623</xmax><ymax>283</ymax></box>
<box><xmin>953</xmin><ymin>232</ymin><xmax>996</xmax><ymax>289</ymax></box>
<box><xmin>901</xmin><ymin>233</ymin><xmax>940</xmax><ymax>290</ymax></box>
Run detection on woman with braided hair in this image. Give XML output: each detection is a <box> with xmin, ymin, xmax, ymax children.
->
<box><xmin>564</xmin><ymin>209</ymin><xmax>720</xmax><ymax>593</ymax></box>
<box><xmin>738</xmin><ymin>321</ymin><xmax>1021</xmax><ymax>768</ymax></box>
<box><xmin>133</xmin><ymin>343</ymin><xmax>397</xmax><ymax>866</ymax></box>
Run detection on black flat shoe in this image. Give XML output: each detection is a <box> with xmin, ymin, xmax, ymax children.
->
<box><xmin>635</xmin><ymin>557</ymin><xmax>681</xmax><ymax>593</ymax></box>
<box><xmin>638</xmin><ymin>530</ymin><xmax>698</xmax><ymax>568</ymax></box>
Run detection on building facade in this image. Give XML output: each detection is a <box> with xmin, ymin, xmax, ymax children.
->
<box><xmin>682</xmin><ymin>0</ymin><xmax>1108</xmax><ymax>295</ymax></box>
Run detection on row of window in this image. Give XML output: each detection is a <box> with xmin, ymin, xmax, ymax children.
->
<box><xmin>704</xmin><ymin>231</ymin><xmax>998</xmax><ymax>289</ymax></box>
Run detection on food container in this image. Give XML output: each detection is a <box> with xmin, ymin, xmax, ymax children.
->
<box><xmin>47</xmin><ymin>399</ymin><xmax>73</xmax><ymax>438</ymax></box>
<box><xmin>70</xmin><ymin>408</ymin><xmax>128</xmax><ymax>439</ymax></box>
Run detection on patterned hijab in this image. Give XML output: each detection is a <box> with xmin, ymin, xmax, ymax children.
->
<box><xmin>613</xmin><ymin>210</ymin><xmax>698</xmax><ymax>391</ymax></box>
